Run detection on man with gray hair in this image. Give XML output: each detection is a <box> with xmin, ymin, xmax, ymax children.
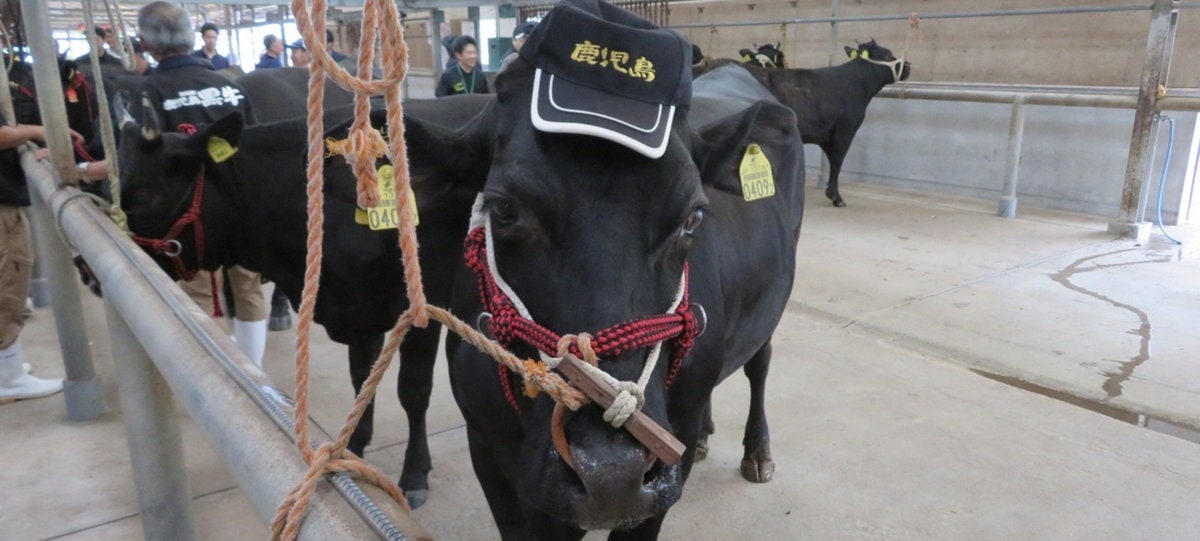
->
<box><xmin>127</xmin><ymin>1</ymin><xmax>270</xmax><ymax>367</ymax></box>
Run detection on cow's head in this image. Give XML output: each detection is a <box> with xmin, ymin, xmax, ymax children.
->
<box><xmin>845</xmin><ymin>39</ymin><xmax>912</xmax><ymax>82</ymax></box>
<box><xmin>405</xmin><ymin>0</ymin><xmax>771</xmax><ymax>532</ymax></box>
<box><xmin>740</xmin><ymin>42</ymin><xmax>787</xmax><ymax>68</ymax></box>
<box><xmin>113</xmin><ymin>95</ymin><xmax>243</xmax><ymax>280</ymax></box>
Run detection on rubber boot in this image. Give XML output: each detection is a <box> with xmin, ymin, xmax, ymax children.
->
<box><xmin>269</xmin><ymin>288</ymin><xmax>292</xmax><ymax>331</ymax></box>
<box><xmin>0</xmin><ymin>342</ymin><xmax>62</xmax><ymax>402</ymax></box>
<box><xmin>233</xmin><ymin>318</ymin><xmax>268</xmax><ymax>368</ymax></box>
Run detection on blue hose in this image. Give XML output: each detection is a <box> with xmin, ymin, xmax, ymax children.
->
<box><xmin>1154</xmin><ymin>114</ymin><xmax>1182</xmax><ymax>245</ymax></box>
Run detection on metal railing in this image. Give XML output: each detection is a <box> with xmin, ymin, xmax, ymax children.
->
<box><xmin>673</xmin><ymin>0</ymin><xmax>1193</xmax><ymax>236</ymax></box>
<box><xmin>17</xmin><ymin>150</ymin><xmax>430</xmax><ymax>540</ymax></box>
<box><xmin>13</xmin><ymin>0</ymin><xmax>430</xmax><ymax>538</ymax></box>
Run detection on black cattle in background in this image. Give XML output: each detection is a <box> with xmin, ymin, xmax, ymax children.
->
<box><xmin>402</xmin><ymin>34</ymin><xmax>806</xmax><ymax>541</ymax></box>
<box><xmin>697</xmin><ymin>39</ymin><xmax>911</xmax><ymax>207</ymax></box>
<box><xmin>738</xmin><ymin>42</ymin><xmax>786</xmax><ymax>68</ymax></box>
<box><xmin>113</xmin><ymin>94</ymin><xmax>492</xmax><ymax>508</ymax></box>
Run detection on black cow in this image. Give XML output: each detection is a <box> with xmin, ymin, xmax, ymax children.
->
<box><xmin>700</xmin><ymin>39</ymin><xmax>911</xmax><ymax>207</ymax></box>
<box><xmin>235</xmin><ymin>66</ymin><xmax>385</xmax><ymax>330</ymax></box>
<box><xmin>113</xmin><ymin>94</ymin><xmax>491</xmax><ymax>508</ymax></box>
<box><xmin>401</xmin><ymin>4</ymin><xmax>806</xmax><ymax>537</ymax></box>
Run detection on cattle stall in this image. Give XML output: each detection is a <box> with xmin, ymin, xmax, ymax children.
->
<box><xmin>5</xmin><ymin>1</ymin><xmax>1200</xmax><ymax>539</ymax></box>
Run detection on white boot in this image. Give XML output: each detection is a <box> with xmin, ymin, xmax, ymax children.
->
<box><xmin>232</xmin><ymin>319</ymin><xmax>268</xmax><ymax>368</ymax></box>
<box><xmin>0</xmin><ymin>342</ymin><xmax>62</xmax><ymax>402</ymax></box>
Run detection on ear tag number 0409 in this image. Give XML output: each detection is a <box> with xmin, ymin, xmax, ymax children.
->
<box><xmin>739</xmin><ymin>143</ymin><xmax>775</xmax><ymax>202</ymax></box>
<box><xmin>363</xmin><ymin>164</ymin><xmax>420</xmax><ymax>231</ymax></box>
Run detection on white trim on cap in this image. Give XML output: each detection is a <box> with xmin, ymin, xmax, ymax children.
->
<box><xmin>530</xmin><ymin>68</ymin><xmax>673</xmax><ymax>160</ymax></box>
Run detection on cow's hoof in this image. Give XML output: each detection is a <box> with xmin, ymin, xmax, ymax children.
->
<box><xmin>740</xmin><ymin>451</ymin><xmax>774</xmax><ymax>483</ymax></box>
<box><xmin>269</xmin><ymin>313</ymin><xmax>292</xmax><ymax>331</ymax></box>
<box><xmin>694</xmin><ymin>437</ymin><xmax>710</xmax><ymax>462</ymax></box>
<box><xmin>830</xmin><ymin>196</ymin><xmax>846</xmax><ymax>208</ymax></box>
<box><xmin>403</xmin><ymin>488</ymin><xmax>428</xmax><ymax>509</ymax></box>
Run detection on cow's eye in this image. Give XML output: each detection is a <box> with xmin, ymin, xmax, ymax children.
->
<box><xmin>681</xmin><ymin>209</ymin><xmax>703</xmax><ymax>238</ymax></box>
<box><xmin>490</xmin><ymin>199</ymin><xmax>519</xmax><ymax>227</ymax></box>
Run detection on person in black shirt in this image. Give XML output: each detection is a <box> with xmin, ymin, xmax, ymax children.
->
<box><xmin>130</xmin><ymin>1</ymin><xmax>270</xmax><ymax>367</ymax></box>
<box><xmin>255</xmin><ymin>35</ymin><xmax>284</xmax><ymax>70</ymax></box>
<box><xmin>191</xmin><ymin>22</ymin><xmax>231</xmax><ymax>70</ymax></box>
<box><xmin>326</xmin><ymin>29</ymin><xmax>348</xmax><ymax>63</ymax></box>
<box><xmin>73</xmin><ymin>26</ymin><xmax>125</xmax><ymax>70</ymax></box>
<box><xmin>435</xmin><ymin>35</ymin><xmax>488</xmax><ymax>97</ymax></box>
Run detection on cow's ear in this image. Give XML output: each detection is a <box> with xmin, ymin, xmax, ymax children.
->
<box><xmin>693</xmin><ymin>100</ymin><xmax>799</xmax><ymax>196</ymax></box>
<box><xmin>403</xmin><ymin>105</ymin><xmax>491</xmax><ymax>193</ymax></box>
<box><xmin>845</xmin><ymin>45</ymin><xmax>857</xmax><ymax>59</ymax></box>
<box><xmin>187</xmin><ymin>112</ymin><xmax>244</xmax><ymax>162</ymax></box>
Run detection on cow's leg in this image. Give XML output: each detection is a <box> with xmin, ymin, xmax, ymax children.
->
<box><xmin>608</xmin><ymin>515</ymin><xmax>665</xmax><ymax>541</ymax></box>
<box><xmin>820</xmin><ymin>143</ymin><xmax>848</xmax><ymax>207</ymax></box>
<box><xmin>694</xmin><ymin>399</ymin><xmax>715</xmax><ymax>462</ymax></box>
<box><xmin>740</xmin><ymin>342</ymin><xmax>774</xmax><ymax>483</ymax></box>
<box><xmin>395</xmin><ymin>322</ymin><xmax>440</xmax><ymax>508</ymax></box>
<box><xmin>467</xmin><ymin>434</ymin><xmax>543</xmax><ymax>540</ymax></box>
<box><xmin>346</xmin><ymin>334</ymin><xmax>385</xmax><ymax>457</ymax></box>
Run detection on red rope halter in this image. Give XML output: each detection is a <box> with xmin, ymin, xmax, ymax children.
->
<box><xmin>130</xmin><ymin>166</ymin><xmax>208</xmax><ymax>283</ymax></box>
<box><xmin>463</xmin><ymin>226</ymin><xmax>700</xmax><ymax>411</ymax></box>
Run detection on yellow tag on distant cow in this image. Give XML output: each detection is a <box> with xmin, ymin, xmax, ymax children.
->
<box><xmin>365</xmin><ymin>165</ymin><xmax>419</xmax><ymax>231</ymax></box>
<box><xmin>739</xmin><ymin>144</ymin><xmax>775</xmax><ymax>202</ymax></box>
<box><xmin>207</xmin><ymin>136</ymin><xmax>237</xmax><ymax>163</ymax></box>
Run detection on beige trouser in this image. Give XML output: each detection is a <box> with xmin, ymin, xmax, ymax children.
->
<box><xmin>180</xmin><ymin>265</ymin><xmax>267</xmax><ymax>331</ymax></box>
<box><xmin>0</xmin><ymin>206</ymin><xmax>31</xmax><ymax>350</ymax></box>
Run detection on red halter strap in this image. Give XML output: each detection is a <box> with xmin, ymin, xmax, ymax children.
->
<box><xmin>463</xmin><ymin>226</ymin><xmax>700</xmax><ymax>412</ymax></box>
<box><xmin>131</xmin><ymin>166</ymin><xmax>207</xmax><ymax>282</ymax></box>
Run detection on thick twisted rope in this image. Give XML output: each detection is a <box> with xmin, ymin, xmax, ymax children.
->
<box><xmin>79</xmin><ymin>0</ymin><xmax>128</xmax><ymax>229</ymax></box>
<box><xmin>272</xmin><ymin>0</ymin><xmax>419</xmax><ymax>538</ymax></box>
<box><xmin>271</xmin><ymin>304</ymin><xmax>585</xmax><ymax>539</ymax></box>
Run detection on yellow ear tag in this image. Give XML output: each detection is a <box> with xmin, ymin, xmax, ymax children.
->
<box><xmin>739</xmin><ymin>143</ymin><xmax>775</xmax><ymax>202</ymax></box>
<box><xmin>849</xmin><ymin>50</ymin><xmax>858</xmax><ymax>59</ymax></box>
<box><xmin>861</xmin><ymin>50</ymin><xmax>870</xmax><ymax>60</ymax></box>
<box><xmin>207</xmin><ymin>136</ymin><xmax>237</xmax><ymax>163</ymax></box>
<box><xmin>364</xmin><ymin>165</ymin><xmax>420</xmax><ymax>230</ymax></box>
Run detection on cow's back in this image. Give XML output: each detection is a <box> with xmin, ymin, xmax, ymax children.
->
<box><xmin>686</xmin><ymin>74</ymin><xmax>807</xmax><ymax>384</ymax></box>
<box><xmin>690</xmin><ymin>64</ymin><xmax>777</xmax><ymax>130</ymax></box>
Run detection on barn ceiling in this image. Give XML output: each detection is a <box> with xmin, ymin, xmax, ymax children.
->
<box><xmin>0</xmin><ymin>0</ymin><xmax>583</xmax><ymax>39</ymax></box>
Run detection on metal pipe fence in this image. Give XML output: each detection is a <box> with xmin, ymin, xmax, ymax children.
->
<box><xmin>17</xmin><ymin>149</ymin><xmax>429</xmax><ymax>540</ymax></box>
<box><xmin>674</xmin><ymin>1</ymin><xmax>1193</xmax><ymax>234</ymax></box>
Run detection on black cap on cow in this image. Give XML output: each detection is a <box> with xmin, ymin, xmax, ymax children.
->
<box><xmin>519</xmin><ymin>0</ymin><xmax>692</xmax><ymax>159</ymax></box>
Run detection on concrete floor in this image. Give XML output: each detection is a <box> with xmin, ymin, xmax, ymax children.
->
<box><xmin>2</xmin><ymin>180</ymin><xmax>1199</xmax><ymax>540</ymax></box>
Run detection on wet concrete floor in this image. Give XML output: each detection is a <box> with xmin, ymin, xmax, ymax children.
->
<box><xmin>2</xmin><ymin>180</ymin><xmax>1199</xmax><ymax>539</ymax></box>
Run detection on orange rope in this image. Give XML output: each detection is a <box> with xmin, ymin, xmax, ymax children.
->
<box><xmin>273</xmin><ymin>1</ymin><xmax>592</xmax><ymax>537</ymax></box>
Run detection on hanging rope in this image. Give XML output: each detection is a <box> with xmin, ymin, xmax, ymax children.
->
<box><xmin>899</xmin><ymin>12</ymin><xmax>922</xmax><ymax>94</ymax></box>
<box><xmin>98</xmin><ymin>0</ymin><xmax>137</xmax><ymax>72</ymax></box>
<box><xmin>274</xmin><ymin>0</ymin><xmax>688</xmax><ymax>535</ymax></box>
<box><xmin>80</xmin><ymin>0</ymin><xmax>127</xmax><ymax>229</ymax></box>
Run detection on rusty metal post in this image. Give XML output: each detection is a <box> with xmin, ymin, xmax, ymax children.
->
<box><xmin>1109</xmin><ymin>0</ymin><xmax>1178</xmax><ymax>241</ymax></box>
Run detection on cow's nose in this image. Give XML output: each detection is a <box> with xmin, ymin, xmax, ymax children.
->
<box><xmin>568</xmin><ymin>441</ymin><xmax>651</xmax><ymax>499</ymax></box>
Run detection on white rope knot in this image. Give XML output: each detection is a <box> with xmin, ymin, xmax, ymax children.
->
<box><xmin>603</xmin><ymin>382</ymin><xmax>645</xmax><ymax>428</ymax></box>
